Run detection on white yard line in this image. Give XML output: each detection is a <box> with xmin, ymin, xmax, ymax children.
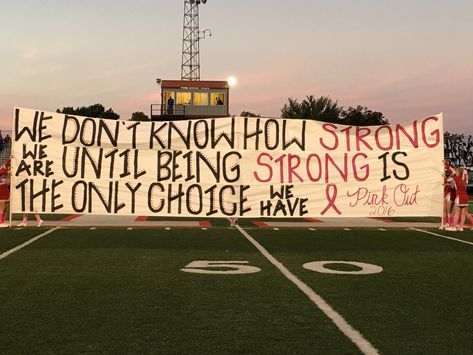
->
<box><xmin>409</xmin><ymin>228</ymin><xmax>473</xmax><ymax>246</ymax></box>
<box><xmin>235</xmin><ymin>225</ymin><xmax>379</xmax><ymax>355</ymax></box>
<box><xmin>0</xmin><ymin>227</ymin><xmax>61</xmax><ymax>261</ymax></box>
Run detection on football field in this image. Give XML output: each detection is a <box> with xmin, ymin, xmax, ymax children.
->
<box><xmin>0</xmin><ymin>225</ymin><xmax>472</xmax><ymax>354</ymax></box>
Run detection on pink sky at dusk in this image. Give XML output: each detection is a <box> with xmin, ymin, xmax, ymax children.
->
<box><xmin>1</xmin><ymin>0</ymin><xmax>472</xmax><ymax>134</ymax></box>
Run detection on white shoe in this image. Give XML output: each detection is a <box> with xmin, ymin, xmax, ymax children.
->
<box><xmin>0</xmin><ymin>223</ymin><xmax>9</xmax><ymax>228</ymax></box>
<box><xmin>457</xmin><ymin>227</ymin><xmax>464</xmax><ymax>232</ymax></box>
<box><xmin>438</xmin><ymin>225</ymin><xmax>445</xmax><ymax>230</ymax></box>
<box><xmin>37</xmin><ymin>220</ymin><xmax>44</xmax><ymax>227</ymax></box>
<box><xmin>17</xmin><ymin>222</ymin><xmax>27</xmax><ymax>227</ymax></box>
<box><xmin>446</xmin><ymin>227</ymin><xmax>456</xmax><ymax>231</ymax></box>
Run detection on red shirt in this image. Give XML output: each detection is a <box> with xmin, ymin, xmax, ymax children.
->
<box><xmin>445</xmin><ymin>163</ymin><xmax>468</xmax><ymax>204</ymax></box>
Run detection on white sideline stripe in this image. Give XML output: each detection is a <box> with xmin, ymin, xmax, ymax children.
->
<box><xmin>0</xmin><ymin>227</ymin><xmax>61</xmax><ymax>261</ymax></box>
<box><xmin>235</xmin><ymin>225</ymin><xmax>379</xmax><ymax>355</ymax></box>
<box><xmin>410</xmin><ymin>228</ymin><xmax>473</xmax><ymax>246</ymax></box>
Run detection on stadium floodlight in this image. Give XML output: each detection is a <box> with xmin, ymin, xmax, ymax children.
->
<box><xmin>189</xmin><ymin>0</ymin><xmax>208</xmax><ymax>5</ymax></box>
<box><xmin>199</xmin><ymin>28</ymin><xmax>212</xmax><ymax>39</ymax></box>
<box><xmin>227</xmin><ymin>76</ymin><xmax>237</xmax><ymax>87</ymax></box>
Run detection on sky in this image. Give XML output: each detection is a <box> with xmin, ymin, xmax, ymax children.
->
<box><xmin>1</xmin><ymin>0</ymin><xmax>472</xmax><ymax>134</ymax></box>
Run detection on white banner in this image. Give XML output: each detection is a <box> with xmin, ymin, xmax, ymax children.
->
<box><xmin>10</xmin><ymin>108</ymin><xmax>444</xmax><ymax>218</ymax></box>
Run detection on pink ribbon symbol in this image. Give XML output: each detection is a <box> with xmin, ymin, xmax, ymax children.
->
<box><xmin>321</xmin><ymin>184</ymin><xmax>342</xmax><ymax>215</ymax></box>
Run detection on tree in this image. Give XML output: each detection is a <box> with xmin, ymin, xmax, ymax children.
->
<box><xmin>57</xmin><ymin>103</ymin><xmax>119</xmax><ymax>120</ymax></box>
<box><xmin>240</xmin><ymin>111</ymin><xmax>261</xmax><ymax>117</ymax></box>
<box><xmin>281</xmin><ymin>95</ymin><xmax>342</xmax><ymax>123</ymax></box>
<box><xmin>130</xmin><ymin>111</ymin><xmax>150</xmax><ymax>121</ymax></box>
<box><xmin>281</xmin><ymin>95</ymin><xmax>388</xmax><ymax>126</ymax></box>
<box><xmin>340</xmin><ymin>106</ymin><xmax>388</xmax><ymax>126</ymax></box>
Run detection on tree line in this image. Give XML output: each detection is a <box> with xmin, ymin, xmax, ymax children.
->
<box><xmin>57</xmin><ymin>95</ymin><xmax>388</xmax><ymax>126</ymax></box>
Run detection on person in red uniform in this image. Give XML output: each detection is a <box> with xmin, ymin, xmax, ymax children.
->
<box><xmin>444</xmin><ymin>161</ymin><xmax>472</xmax><ymax>231</ymax></box>
<box><xmin>439</xmin><ymin>174</ymin><xmax>455</xmax><ymax>230</ymax></box>
<box><xmin>0</xmin><ymin>159</ymin><xmax>11</xmax><ymax>228</ymax></box>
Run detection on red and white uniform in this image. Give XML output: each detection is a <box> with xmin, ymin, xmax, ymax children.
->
<box><xmin>0</xmin><ymin>165</ymin><xmax>10</xmax><ymax>202</ymax></box>
<box><xmin>444</xmin><ymin>176</ymin><xmax>455</xmax><ymax>202</ymax></box>
<box><xmin>444</xmin><ymin>163</ymin><xmax>468</xmax><ymax>206</ymax></box>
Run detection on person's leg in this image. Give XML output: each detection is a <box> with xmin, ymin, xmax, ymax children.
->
<box><xmin>4</xmin><ymin>201</ymin><xmax>10</xmax><ymax>226</ymax></box>
<box><xmin>18</xmin><ymin>214</ymin><xmax>28</xmax><ymax>226</ymax></box>
<box><xmin>0</xmin><ymin>201</ymin><xmax>5</xmax><ymax>225</ymax></box>
<box><xmin>458</xmin><ymin>207</ymin><xmax>466</xmax><ymax>231</ymax></box>
<box><xmin>452</xmin><ymin>205</ymin><xmax>460</xmax><ymax>230</ymax></box>
<box><xmin>448</xmin><ymin>201</ymin><xmax>455</xmax><ymax>227</ymax></box>
<box><xmin>35</xmin><ymin>213</ymin><xmax>43</xmax><ymax>227</ymax></box>
<box><xmin>465</xmin><ymin>212</ymin><xmax>473</xmax><ymax>225</ymax></box>
<box><xmin>0</xmin><ymin>201</ymin><xmax>9</xmax><ymax>227</ymax></box>
<box><xmin>440</xmin><ymin>200</ymin><xmax>448</xmax><ymax>229</ymax></box>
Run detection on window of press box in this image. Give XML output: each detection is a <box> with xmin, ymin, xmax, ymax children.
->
<box><xmin>210</xmin><ymin>93</ymin><xmax>225</xmax><ymax>106</ymax></box>
<box><xmin>193</xmin><ymin>92</ymin><xmax>209</xmax><ymax>106</ymax></box>
<box><xmin>176</xmin><ymin>92</ymin><xmax>192</xmax><ymax>105</ymax></box>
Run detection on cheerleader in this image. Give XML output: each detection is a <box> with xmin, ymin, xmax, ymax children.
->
<box><xmin>0</xmin><ymin>159</ymin><xmax>11</xmax><ymax>228</ymax></box>
<box><xmin>439</xmin><ymin>173</ymin><xmax>455</xmax><ymax>230</ymax></box>
<box><xmin>444</xmin><ymin>161</ymin><xmax>472</xmax><ymax>231</ymax></box>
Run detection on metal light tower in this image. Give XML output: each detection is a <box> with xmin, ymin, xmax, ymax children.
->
<box><xmin>181</xmin><ymin>0</ymin><xmax>211</xmax><ymax>81</ymax></box>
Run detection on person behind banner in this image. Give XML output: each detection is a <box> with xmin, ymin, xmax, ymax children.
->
<box><xmin>439</xmin><ymin>172</ymin><xmax>455</xmax><ymax>230</ymax></box>
<box><xmin>0</xmin><ymin>159</ymin><xmax>11</xmax><ymax>228</ymax></box>
<box><xmin>444</xmin><ymin>161</ymin><xmax>471</xmax><ymax>231</ymax></box>
<box><xmin>229</xmin><ymin>217</ymin><xmax>238</xmax><ymax>227</ymax></box>
<box><xmin>18</xmin><ymin>213</ymin><xmax>43</xmax><ymax>228</ymax></box>
<box><xmin>447</xmin><ymin>174</ymin><xmax>457</xmax><ymax>227</ymax></box>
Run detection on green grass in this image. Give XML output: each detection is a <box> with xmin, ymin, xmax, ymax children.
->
<box><xmin>0</xmin><ymin>227</ymin><xmax>472</xmax><ymax>354</ymax></box>
<box><xmin>0</xmin><ymin>228</ymin><xmax>357</xmax><ymax>354</ymax></box>
<box><xmin>0</xmin><ymin>229</ymin><xmax>43</xmax><ymax>254</ymax></box>
<box><xmin>250</xmin><ymin>229</ymin><xmax>473</xmax><ymax>354</ymax></box>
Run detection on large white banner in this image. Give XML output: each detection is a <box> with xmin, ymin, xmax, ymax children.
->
<box><xmin>10</xmin><ymin>108</ymin><xmax>444</xmax><ymax>217</ymax></box>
